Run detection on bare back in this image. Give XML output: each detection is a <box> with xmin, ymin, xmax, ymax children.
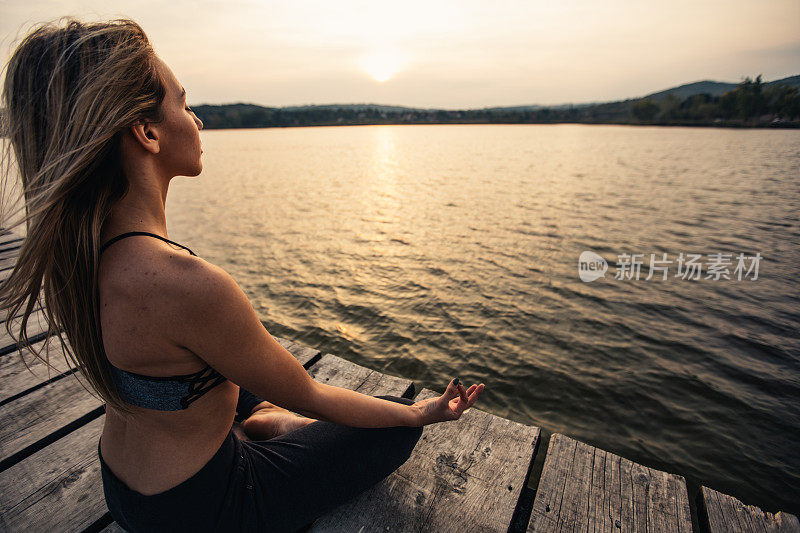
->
<box><xmin>97</xmin><ymin>235</ymin><xmax>239</xmax><ymax>495</ymax></box>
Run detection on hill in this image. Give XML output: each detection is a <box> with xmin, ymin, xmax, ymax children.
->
<box><xmin>645</xmin><ymin>80</ymin><xmax>739</xmax><ymax>101</ymax></box>
<box><xmin>644</xmin><ymin>74</ymin><xmax>800</xmax><ymax>102</ymax></box>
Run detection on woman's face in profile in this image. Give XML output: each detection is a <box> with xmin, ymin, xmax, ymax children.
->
<box><xmin>153</xmin><ymin>57</ymin><xmax>204</xmax><ymax>178</ymax></box>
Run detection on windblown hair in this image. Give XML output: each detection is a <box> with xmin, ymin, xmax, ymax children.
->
<box><xmin>0</xmin><ymin>18</ymin><xmax>166</xmax><ymax>415</ymax></box>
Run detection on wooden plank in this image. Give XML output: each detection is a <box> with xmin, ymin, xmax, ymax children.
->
<box><xmin>0</xmin><ymin>256</ymin><xmax>17</xmax><ymax>272</ymax></box>
<box><xmin>310</xmin><ymin>387</ymin><xmax>539</xmax><ymax>532</ymax></box>
<box><xmin>0</xmin><ymin>247</ymin><xmax>20</xmax><ymax>261</ymax></box>
<box><xmin>0</xmin><ymin>245</ymin><xmax>21</xmax><ymax>258</ymax></box>
<box><xmin>528</xmin><ymin>433</ymin><xmax>576</xmax><ymax>533</ymax></box>
<box><xmin>0</xmin><ymin>250</ymin><xmax>20</xmax><ymax>263</ymax></box>
<box><xmin>305</xmin><ymin>352</ymin><xmax>413</xmax><ymax>398</ymax></box>
<box><xmin>646</xmin><ymin>463</ymin><xmax>690</xmax><ymax>533</ymax></box>
<box><xmin>1</xmin><ymin>301</ymin><xmax>44</xmax><ymax>326</ymax></box>
<box><xmin>0</xmin><ymin>260</ymin><xmax>25</xmax><ymax>286</ymax></box>
<box><xmin>590</xmin><ymin>441</ymin><xmax>614</xmax><ymax>533</ymax></box>
<box><xmin>701</xmin><ymin>486</ymin><xmax>800</xmax><ymax>533</ymax></box>
<box><xmin>0</xmin><ymin>338</ymin><xmax>77</xmax><ymax>403</ymax></box>
<box><xmin>0</xmin><ymin>234</ymin><xmax>23</xmax><ymax>249</ymax></box>
<box><xmin>529</xmin><ymin>433</ymin><xmax>692</xmax><ymax>533</ymax></box>
<box><xmin>0</xmin><ymin>308</ymin><xmax>51</xmax><ymax>352</ymax></box>
<box><xmin>0</xmin><ymin>415</ymin><xmax>106</xmax><ymax>532</ymax></box>
<box><xmin>0</xmin><ymin>373</ymin><xmax>103</xmax><ymax>463</ymax></box>
<box><xmin>273</xmin><ymin>335</ymin><xmax>321</xmax><ymax>367</ymax></box>
<box><xmin>560</xmin><ymin>435</ymin><xmax>594</xmax><ymax>531</ymax></box>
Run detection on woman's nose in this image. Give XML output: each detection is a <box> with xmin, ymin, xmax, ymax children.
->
<box><xmin>195</xmin><ymin>116</ymin><xmax>204</xmax><ymax>130</ymax></box>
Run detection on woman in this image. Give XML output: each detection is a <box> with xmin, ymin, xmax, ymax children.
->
<box><xmin>0</xmin><ymin>18</ymin><xmax>485</xmax><ymax>532</ymax></box>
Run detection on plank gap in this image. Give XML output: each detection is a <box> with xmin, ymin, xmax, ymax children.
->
<box><xmin>507</xmin><ymin>428</ymin><xmax>542</xmax><ymax>533</ymax></box>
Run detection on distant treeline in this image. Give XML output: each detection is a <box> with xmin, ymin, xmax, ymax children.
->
<box><xmin>630</xmin><ymin>76</ymin><xmax>799</xmax><ymax>126</ymax></box>
<box><xmin>192</xmin><ymin>75</ymin><xmax>800</xmax><ymax>130</ymax></box>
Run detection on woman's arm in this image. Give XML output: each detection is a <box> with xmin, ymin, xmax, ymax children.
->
<box><xmin>300</xmin><ymin>377</ymin><xmax>485</xmax><ymax>428</ymax></box>
<box><xmin>300</xmin><ymin>381</ymin><xmax>420</xmax><ymax>427</ymax></box>
<box><xmin>166</xmin><ymin>256</ymin><xmax>421</xmax><ymax>428</ymax></box>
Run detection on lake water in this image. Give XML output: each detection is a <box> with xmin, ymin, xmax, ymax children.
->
<box><xmin>166</xmin><ymin>124</ymin><xmax>800</xmax><ymax>515</ymax></box>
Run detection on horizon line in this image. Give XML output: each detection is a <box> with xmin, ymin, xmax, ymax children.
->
<box><xmin>192</xmin><ymin>72</ymin><xmax>800</xmax><ymax>113</ymax></box>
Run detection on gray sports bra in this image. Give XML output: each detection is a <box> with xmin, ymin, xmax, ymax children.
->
<box><xmin>99</xmin><ymin>231</ymin><xmax>227</xmax><ymax>410</ymax></box>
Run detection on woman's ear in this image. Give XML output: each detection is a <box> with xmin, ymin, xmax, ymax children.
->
<box><xmin>129</xmin><ymin>121</ymin><xmax>161</xmax><ymax>154</ymax></box>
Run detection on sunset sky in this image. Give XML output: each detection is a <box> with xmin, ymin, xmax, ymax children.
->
<box><xmin>1</xmin><ymin>0</ymin><xmax>798</xmax><ymax>109</ymax></box>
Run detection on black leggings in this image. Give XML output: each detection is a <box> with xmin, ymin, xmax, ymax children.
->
<box><xmin>99</xmin><ymin>387</ymin><xmax>423</xmax><ymax>532</ymax></box>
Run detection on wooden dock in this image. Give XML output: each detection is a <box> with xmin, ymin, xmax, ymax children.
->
<box><xmin>1</xmin><ymin>231</ymin><xmax>798</xmax><ymax>532</ymax></box>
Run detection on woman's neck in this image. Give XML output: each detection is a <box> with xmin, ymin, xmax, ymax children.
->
<box><xmin>100</xmin><ymin>189</ymin><xmax>170</xmax><ymax>244</ymax></box>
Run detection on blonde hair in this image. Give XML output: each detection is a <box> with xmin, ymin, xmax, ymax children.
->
<box><xmin>0</xmin><ymin>17</ymin><xmax>166</xmax><ymax>415</ymax></box>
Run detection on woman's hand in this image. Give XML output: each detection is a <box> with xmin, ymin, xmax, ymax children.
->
<box><xmin>411</xmin><ymin>378</ymin><xmax>485</xmax><ymax>426</ymax></box>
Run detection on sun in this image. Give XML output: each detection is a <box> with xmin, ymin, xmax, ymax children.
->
<box><xmin>359</xmin><ymin>49</ymin><xmax>404</xmax><ymax>82</ymax></box>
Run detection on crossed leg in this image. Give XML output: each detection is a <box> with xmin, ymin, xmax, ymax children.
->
<box><xmin>233</xmin><ymin>386</ymin><xmax>316</xmax><ymax>442</ymax></box>
<box><xmin>241</xmin><ymin>401</ymin><xmax>315</xmax><ymax>440</ymax></box>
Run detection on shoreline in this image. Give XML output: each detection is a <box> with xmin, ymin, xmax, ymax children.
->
<box><xmin>193</xmin><ymin>120</ymin><xmax>800</xmax><ymax>131</ymax></box>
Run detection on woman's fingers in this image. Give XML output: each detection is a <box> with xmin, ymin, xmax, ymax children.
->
<box><xmin>445</xmin><ymin>381</ymin><xmax>486</xmax><ymax>418</ymax></box>
<box><xmin>453</xmin><ymin>384</ymin><xmax>480</xmax><ymax>412</ymax></box>
<box><xmin>463</xmin><ymin>386</ymin><xmax>477</xmax><ymax>406</ymax></box>
<box><xmin>441</xmin><ymin>379</ymin><xmax>460</xmax><ymax>405</ymax></box>
<box><xmin>468</xmin><ymin>384</ymin><xmax>485</xmax><ymax>406</ymax></box>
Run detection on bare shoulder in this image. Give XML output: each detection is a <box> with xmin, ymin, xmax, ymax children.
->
<box><xmin>111</xmin><ymin>248</ymin><xmax>247</xmax><ymax>348</ymax></box>
<box><xmin>102</xmin><ymin>242</ymin><xmax>201</xmax><ymax>290</ymax></box>
<box><xmin>97</xmin><ymin>242</ymin><xmax>240</xmax><ymax>370</ymax></box>
<box><xmin>99</xmin><ymin>241</ymin><xmax>234</xmax><ymax>322</ymax></box>
<box><xmin>165</xmin><ymin>253</ymin><xmax>234</xmax><ymax>298</ymax></box>
<box><xmin>151</xmin><ymin>253</ymin><xmax>246</xmax><ymax>341</ymax></box>
<box><xmin>134</xmin><ymin>249</ymin><xmax>233</xmax><ymax>306</ymax></box>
